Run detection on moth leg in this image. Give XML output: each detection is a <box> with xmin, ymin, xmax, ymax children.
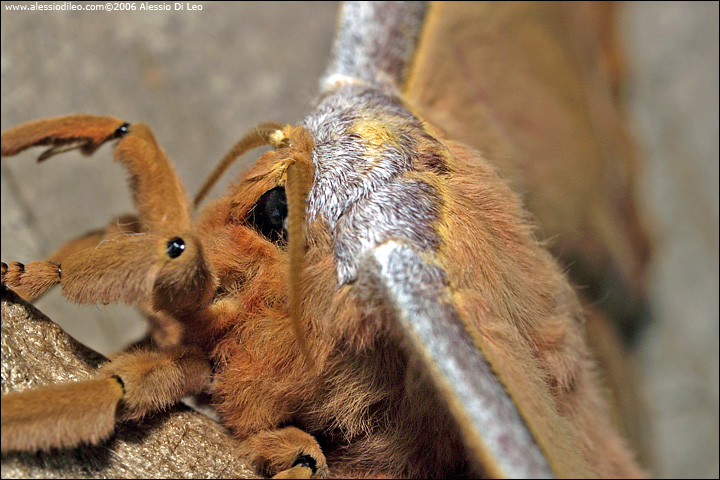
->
<box><xmin>237</xmin><ymin>426</ymin><xmax>329</xmax><ymax>479</ymax></box>
<box><xmin>2</xmin><ymin>229</ymin><xmax>214</xmax><ymax>316</ymax></box>
<box><xmin>0</xmin><ymin>212</ymin><xmax>186</xmax><ymax>349</ymax></box>
<box><xmin>2</xmin><ymin>115</ymin><xmax>214</xmax><ymax>314</ymax></box>
<box><xmin>44</xmin><ymin>214</ymin><xmax>145</xmax><ymax>264</ymax></box>
<box><xmin>1</xmin><ymin>346</ymin><xmax>210</xmax><ymax>453</ymax></box>
<box><xmin>110</xmin><ymin>122</ymin><xmax>191</xmax><ymax>234</ymax></box>
<box><xmin>2</xmin><ymin>115</ymin><xmax>191</xmax><ymax>235</ymax></box>
<box><xmin>9</xmin><ymin>214</ymin><xmax>143</xmax><ymax>303</ymax></box>
<box><xmin>1</xmin><ymin>114</ymin><xmax>126</xmax><ymax>158</ymax></box>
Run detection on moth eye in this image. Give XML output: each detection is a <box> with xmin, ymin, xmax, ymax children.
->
<box><xmin>247</xmin><ymin>187</ymin><xmax>288</xmax><ymax>243</ymax></box>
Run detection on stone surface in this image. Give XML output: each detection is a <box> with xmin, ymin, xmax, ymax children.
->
<box><xmin>1</xmin><ymin>290</ymin><xmax>258</xmax><ymax>479</ymax></box>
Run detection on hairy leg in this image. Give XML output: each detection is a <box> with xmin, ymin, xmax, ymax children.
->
<box><xmin>237</xmin><ymin>426</ymin><xmax>329</xmax><ymax>479</ymax></box>
<box><xmin>1</xmin><ymin>346</ymin><xmax>210</xmax><ymax>452</ymax></box>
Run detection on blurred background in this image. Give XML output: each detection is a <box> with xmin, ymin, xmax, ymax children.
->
<box><xmin>1</xmin><ymin>2</ymin><xmax>717</xmax><ymax>477</ymax></box>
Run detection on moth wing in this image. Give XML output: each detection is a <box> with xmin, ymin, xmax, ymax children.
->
<box><xmin>403</xmin><ymin>1</ymin><xmax>650</xmax><ymax>462</ymax></box>
<box><xmin>405</xmin><ymin>1</ymin><xmax>651</xmax><ymax>346</ymax></box>
<box><xmin>358</xmin><ymin>240</ymin><xmax>555</xmax><ymax>479</ymax></box>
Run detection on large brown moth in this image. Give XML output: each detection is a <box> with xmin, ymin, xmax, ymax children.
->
<box><xmin>0</xmin><ymin>1</ymin><xmax>651</xmax><ymax>478</ymax></box>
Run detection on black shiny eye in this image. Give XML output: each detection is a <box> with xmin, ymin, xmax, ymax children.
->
<box><xmin>247</xmin><ymin>187</ymin><xmax>287</xmax><ymax>243</ymax></box>
<box><xmin>166</xmin><ymin>237</ymin><xmax>185</xmax><ymax>258</ymax></box>
<box><xmin>114</xmin><ymin>122</ymin><xmax>130</xmax><ymax>138</ymax></box>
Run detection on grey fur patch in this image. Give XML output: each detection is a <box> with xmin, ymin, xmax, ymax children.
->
<box><xmin>334</xmin><ymin>180</ymin><xmax>442</xmax><ymax>284</ymax></box>
<box><xmin>302</xmin><ymin>85</ymin><xmax>446</xmax><ymax>285</ymax></box>
<box><xmin>322</xmin><ymin>1</ymin><xmax>428</xmax><ymax>90</ymax></box>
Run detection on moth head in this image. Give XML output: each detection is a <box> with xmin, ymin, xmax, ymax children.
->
<box><xmin>200</xmin><ymin>123</ymin><xmax>316</xmax><ymax>366</ymax></box>
<box><xmin>218</xmin><ymin>124</ymin><xmax>314</xmax><ymax>242</ymax></box>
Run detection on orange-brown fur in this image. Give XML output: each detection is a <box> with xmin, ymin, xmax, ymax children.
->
<box><xmin>440</xmin><ymin>139</ymin><xmax>643</xmax><ymax>477</ymax></box>
<box><xmin>178</xmin><ymin>129</ymin><xmax>641</xmax><ymax>477</ymax></box>
<box><xmin>1</xmin><ymin>377</ymin><xmax>123</xmax><ymax>451</ymax></box>
<box><xmin>237</xmin><ymin>426</ymin><xmax>329</xmax><ymax>478</ymax></box>
<box><xmin>404</xmin><ymin>1</ymin><xmax>652</xmax><ymax>457</ymax></box>
<box><xmin>405</xmin><ymin>2</ymin><xmax>652</xmax><ymax>345</ymax></box>
<box><xmin>100</xmin><ymin>347</ymin><xmax>210</xmax><ymax>422</ymax></box>
<box><xmin>0</xmin><ymin>114</ymin><xmax>124</xmax><ymax>157</ymax></box>
<box><xmin>1</xmin><ymin>115</ymin><xmax>645</xmax><ymax>477</ymax></box>
<box><xmin>0</xmin><ymin>3</ymin><xmax>649</xmax><ymax>478</ymax></box>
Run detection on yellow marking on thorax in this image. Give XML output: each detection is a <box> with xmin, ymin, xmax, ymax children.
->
<box><xmin>350</xmin><ymin>115</ymin><xmax>405</xmax><ymax>173</ymax></box>
<box><xmin>352</xmin><ymin>117</ymin><xmax>402</xmax><ymax>149</ymax></box>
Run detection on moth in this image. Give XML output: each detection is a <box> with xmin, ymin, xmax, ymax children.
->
<box><xmin>1</xmin><ymin>2</ymin><xmax>650</xmax><ymax>478</ymax></box>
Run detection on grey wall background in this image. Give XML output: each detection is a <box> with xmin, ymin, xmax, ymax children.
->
<box><xmin>1</xmin><ymin>2</ymin><xmax>717</xmax><ymax>478</ymax></box>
